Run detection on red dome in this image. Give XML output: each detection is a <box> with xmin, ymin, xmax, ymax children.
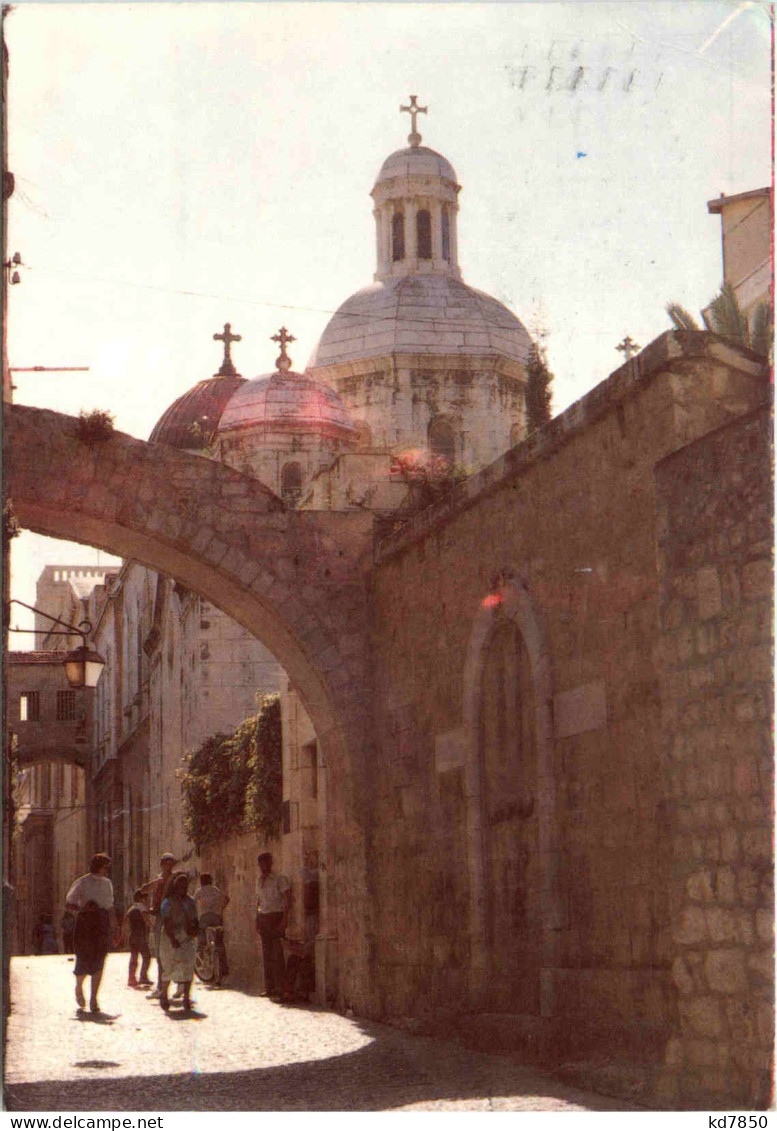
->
<box><xmin>150</xmin><ymin>374</ymin><xmax>246</xmax><ymax>450</ymax></box>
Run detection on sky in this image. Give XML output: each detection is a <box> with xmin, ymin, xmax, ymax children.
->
<box><xmin>5</xmin><ymin>0</ymin><xmax>773</xmax><ymax>643</ymax></box>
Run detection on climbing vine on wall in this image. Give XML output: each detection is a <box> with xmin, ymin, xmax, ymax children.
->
<box><xmin>179</xmin><ymin>695</ymin><xmax>282</xmax><ymax>846</ymax></box>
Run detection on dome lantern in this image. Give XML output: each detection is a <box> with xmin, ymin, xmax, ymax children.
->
<box><xmin>371</xmin><ymin>97</ymin><xmax>462</xmax><ymax>284</ymax></box>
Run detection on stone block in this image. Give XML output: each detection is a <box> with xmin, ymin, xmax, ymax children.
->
<box><xmin>734</xmin><ymin>911</ymin><xmax>755</xmax><ymax>947</ymax></box>
<box><xmin>697</xmin><ymin>566</ymin><xmax>722</xmax><ymax>619</ymax></box>
<box><xmin>737</xmin><ymin>867</ymin><xmax>759</xmax><ymax>907</ymax></box>
<box><xmin>757</xmin><ymin>1004</ymin><xmax>774</xmax><ymax>1044</ymax></box>
<box><xmin>686</xmin><ymin>871</ymin><xmax>714</xmax><ymax>903</ymax></box>
<box><xmin>725</xmin><ymin>999</ymin><xmax>758</xmax><ymax>1045</ymax></box>
<box><xmin>747</xmin><ymin>949</ymin><xmax>774</xmax><ymax>983</ymax></box>
<box><xmin>741</xmin><ymin>559</ymin><xmax>772</xmax><ymax>602</ymax></box>
<box><xmin>714</xmin><ymin>866</ymin><xmax>737</xmax><ymax>905</ymax></box>
<box><xmin>671</xmin><ymin>956</ymin><xmax>695</xmax><ymax>993</ymax></box>
<box><xmin>733</xmin><ymin>756</ymin><xmax>760</xmax><ymax>796</ymax></box>
<box><xmin>664</xmin><ymin>1037</ymin><xmax>684</xmax><ymax>1068</ymax></box>
<box><xmin>705</xmin><ymin>948</ymin><xmax>747</xmax><ymax>994</ymax></box>
<box><xmin>688</xmin><ymin>1038</ymin><xmax>722</xmax><ymax>1067</ymax></box>
<box><xmin>720</xmin><ymin>828</ymin><xmax>739</xmax><ymax>862</ymax></box>
<box><xmin>682</xmin><ymin>995</ymin><xmax>722</xmax><ymax>1037</ymax></box>
<box><xmin>755</xmin><ymin>909</ymin><xmax>773</xmax><ymax>943</ymax></box>
<box><xmin>741</xmin><ymin>827</ymin><xmax>771</xmax><ymax>863</ymax></box>
<box><xmin>706</xmin><ymin>907</ymin><xmax>738</xmax><ymax>944</ymax></box>
<box><xmin>675</xmin><ymin>906</ymin><xmax>707</xmax><ymax>944</ymax></box>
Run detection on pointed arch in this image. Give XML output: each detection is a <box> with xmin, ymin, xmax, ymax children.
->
<box><xmin>461</xmin><ymin>577</ymin><xmax>560</xmax><ymax>1008</ymax></box>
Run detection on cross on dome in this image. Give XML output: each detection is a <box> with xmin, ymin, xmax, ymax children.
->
<box><xmin>213</xmin><ymin>322</ymin><xmax>242</xmax><ymax>376</ymax></box>
<box><xmin>401</xmin><ymin>95</ymin><xmax>427</xmax><ymax>148</ymax></box>
<box><xmin>272</xmin><ymin>327</ymin><xmax>296</xmax><ymax>373</ymax></box>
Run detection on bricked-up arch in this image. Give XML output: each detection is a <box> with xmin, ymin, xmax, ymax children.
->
<box><xmin>5</xmin><ymin>404</ymin><xmax>377</xmax><ymax>1011</ymax></box>
<box><xmin>461</xmin><ymin>577</ymin><xmax>561</xmax><ymax>1008</ymax></box>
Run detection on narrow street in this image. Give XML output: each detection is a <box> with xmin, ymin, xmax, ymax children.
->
<box><xmin>4</xmin><ymin>955</ymin><xmax>639</xmax><ymax>1112</ymax></box>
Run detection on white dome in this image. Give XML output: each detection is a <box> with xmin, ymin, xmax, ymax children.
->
<box><xmin>374</xmin><ymin>145</ymin><xmax>458</xmax><ymax>189</ymax></box>
<box><xmin>308</xmin><ymin>275</ymin><xmax>531</xmax><ymax>369</ymax></box>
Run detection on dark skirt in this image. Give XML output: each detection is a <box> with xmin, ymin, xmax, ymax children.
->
<box><xmin>73</xmin><ymin>902</ymin><xmax>111</xmax><ymax>976</ymax></box>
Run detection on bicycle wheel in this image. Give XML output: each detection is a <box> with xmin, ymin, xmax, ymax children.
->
<box><xmin>212</xmin><ymin>949</ymin><xmax>221</xmax><ymax>987</ymax></box>
<box><xmin>195</xmin><ymin>944</ymin><xmax>215</xmax><ymax>983</ymax></box>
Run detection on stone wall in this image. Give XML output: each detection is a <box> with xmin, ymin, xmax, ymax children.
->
<box><xmin>197</xmin><ymin>830</ymin><xmax>283</xmax><ymax>992</ymax></box>
<box><xmin>654</xmin><ymin>405</ymin><xmax>773</xmax><ymax>1108</ymax></box>
<box><xmin>364</xmin><ymin>334</ymin><xmax>770</xmax><ymax>1106</ymax></box>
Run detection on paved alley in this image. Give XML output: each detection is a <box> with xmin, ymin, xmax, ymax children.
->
<box><xmin>5</xmin><ymin>955</ymin><xmax>640</xmax><ymax>1112</ymax></box>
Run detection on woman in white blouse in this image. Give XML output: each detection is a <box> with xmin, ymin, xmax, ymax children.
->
<box><xmin>65</xmin><ymin>853</ymin><xmax>119</xmax><ymax>1014</ymax></box>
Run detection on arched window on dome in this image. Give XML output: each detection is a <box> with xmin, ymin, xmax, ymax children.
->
<box><xmin>392</xmin><ymin>211</ymin><xmax>405</xmax><ymax>261</ymax></box>
<box><xmin>428</xmin><ymin>417</ymin><xmax>456</xmax><ymax>466</ymax></box>
<box><xmin>441</xmin><ymin>207</ymin><xmax>450</xmax><ymax>262</ymax></box>
<box><xmin>281</xmin><ymin>461</ymin><xmax>303</xmax><ymax>505</ymax></box>
<box><xmin>417</xmin><ymin>210</ymin><xmax>432</xmax><ymax>259</ymax></box>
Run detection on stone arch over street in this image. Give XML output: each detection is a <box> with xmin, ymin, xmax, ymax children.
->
<box><xmin>5</xmin><ymin>403</ymin><xmax>377</xmax><ymax>1010</ymax></box>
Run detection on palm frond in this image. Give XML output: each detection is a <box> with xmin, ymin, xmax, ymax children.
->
<box><xmin>666</xmin><ymin>303</ymin><xmax>701</xmax><ymax>332</ymax></box>
<box><xmin>749</xmin><ymin>301</ymin><xmax>773</xmax><ymax>359</ymax></box>
<box><xmin>707</xmin><ymin>282</ymin><xmax>751</xmax><ymax>348</ymax></box>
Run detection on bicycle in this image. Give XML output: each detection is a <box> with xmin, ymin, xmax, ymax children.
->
<box><xmin>194</xmin><ymin>924</ymin><xmax>225</xmax><ymax>986</ymax></box>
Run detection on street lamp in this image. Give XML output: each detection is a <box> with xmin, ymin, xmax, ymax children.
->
<box><xmin>8</xmin><ymin>598</ymin><xmax>105</xmax><ymax>689</ymax></box>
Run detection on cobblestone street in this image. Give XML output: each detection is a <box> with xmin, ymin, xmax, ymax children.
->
<box><xmin>4</xmin><ymin>956</ymin><xmax>640</xmax><ymax>1112</ymax></box>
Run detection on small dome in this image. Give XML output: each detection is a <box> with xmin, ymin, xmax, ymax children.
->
<box><xmin>374</xmin><ymin>145</ymin><xmax>458</xmax><ymax>190</ymax></box>
<box><xmin>308</xmin><ymin>275</ymin><xmax>531</xmax><ymax>369</ymax></box>
<box><xmin>150</xmin><ymin>374</ymin><xmax>246</xmax><ymax>449</ymax></box>
<box><xmin>217</xmin><ymin>370</ymin><xmax>356</xmax><ymax>436</ymax></box>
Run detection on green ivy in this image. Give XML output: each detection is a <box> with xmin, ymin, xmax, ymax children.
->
<box><xmin>179</xmin><ymin>695</ymin><xmax>282</xmax><ymax>847</ymax></box>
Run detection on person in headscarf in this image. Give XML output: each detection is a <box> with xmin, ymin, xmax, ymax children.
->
<box><xmin>158</xmin><ymin>871</ymin><xmax>198</xmax><ymax>1012</ymax></box>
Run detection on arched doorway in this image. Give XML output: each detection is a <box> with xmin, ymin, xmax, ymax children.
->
<box><xmin>461</xmin><ymin>577</ymin><xmax>560</xmax><ymax>1013</ymax></box>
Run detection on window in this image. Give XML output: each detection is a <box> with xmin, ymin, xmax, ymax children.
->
<box><xmin>56</xmin><ymin>690</ymin><xmax>77</xmax><ymax>721</ymax></box>
<box><xmin>442</xmin><ymin>208</ymin><xmax>450</xmax><ymax>262</ymax></box>
<box><xmin>281</xmin><ymin>461</ymin><xmax>303</xmax><ymax>504</ymax></box>
<box><xmin>392</xmin><ymin>211</ymin><xmax>405</xmax><ymax>261</ymax></box>
<box><xmin>428</xmin><ymin>417</ymin><xmax>456</xmax><ymax>465</ymax></box>
<box><xmin>305</xmin><ymin>740</ymin><xmax>318</xmax><ymax>800</ymax></box>
<box><xmin>417</xmin><ymin>209</ymin><xmax>432</xmax><ymax>259</ymax></box>
<box><xmin>20</xmin><ymin>692</ymin><xmax>40</xmax><ymax>722</ymax></box>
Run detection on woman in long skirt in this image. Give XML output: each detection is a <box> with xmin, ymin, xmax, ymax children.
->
<box><xmin>65</xmin><ymin>853</ymin><xmax>119</xmax><ymax>1014</ymax></box>
<box><xmin>158</xmin><ymin>872</ymin><xmax>198</xmax><ymax>1012</ymax></box>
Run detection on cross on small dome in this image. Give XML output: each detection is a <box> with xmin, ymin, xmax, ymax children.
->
<box><xmin>213</xmin><ymin>323</ymin><xmax>241</xmax><ymax>376</ymax></box>
<box><xmin>272</xmin><ymin>327</ymin><xmax>296</xmax><ymax>373</ymax></box>
<box><xmin>400</xmin><ymin>95</ymin><xmax>427</xmax><ymax>148</ymax></box>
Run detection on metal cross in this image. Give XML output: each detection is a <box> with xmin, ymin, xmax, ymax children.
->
<box><xmin>616</xmin><ymin>335</ymin><xmax>640</xmax><ymax>360</ymax></box>
<box><xmin>213</xmin><ymin>323</ymin><xmax>241</xmax><ymax>376</ymax></box>
<box><xmin>401</xmin><ymin>95</ymin><xmax>427</xmax><ymax>147</ymax></box>
<box><xmin>272</xmin><ymin>327</ymin><xmax>296</xmax><ymax>372</ymax></box>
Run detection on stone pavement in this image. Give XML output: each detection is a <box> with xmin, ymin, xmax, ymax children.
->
<box><xmin>4</xmin><ymin>956</ymin><xmax>641</xmax><ymax>1112</ymax></box>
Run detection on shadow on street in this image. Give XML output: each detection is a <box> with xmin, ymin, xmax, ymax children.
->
<box><xmin>5</xmin><ymin>1015</ymin><xmax>638</xmax><ymax>1112</ymax></box>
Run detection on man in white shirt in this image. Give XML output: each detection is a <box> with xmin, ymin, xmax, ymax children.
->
<box><xmin>255</xmin><ymin>852</ymin><xmax>291</xmax><ymax>999</ymax></box>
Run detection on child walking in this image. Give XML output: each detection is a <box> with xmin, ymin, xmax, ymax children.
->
<box><xmin>125</xmin><ymin>889</ymin><xmax>153</xmax><ymax>988</ymax></box>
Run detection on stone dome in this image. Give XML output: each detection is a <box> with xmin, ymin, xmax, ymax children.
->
<box><xmin>150</xmin><ymin>374</ymin><xmax>246</xmax><ymax>450</ymax></box>
<box><xmin>307</xmin><ymin>275</ymin><xmax>531</xmax><ymax>369</ymax></box>
<box><xmin>216</xmin><ymin>370</ymin><xmax>356</xmax><ymax>436</ymax></box>
<box><xmin>374</xmin><ymin>145</ymin><xmax>458</xmax><ymax>189</ymax></box>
